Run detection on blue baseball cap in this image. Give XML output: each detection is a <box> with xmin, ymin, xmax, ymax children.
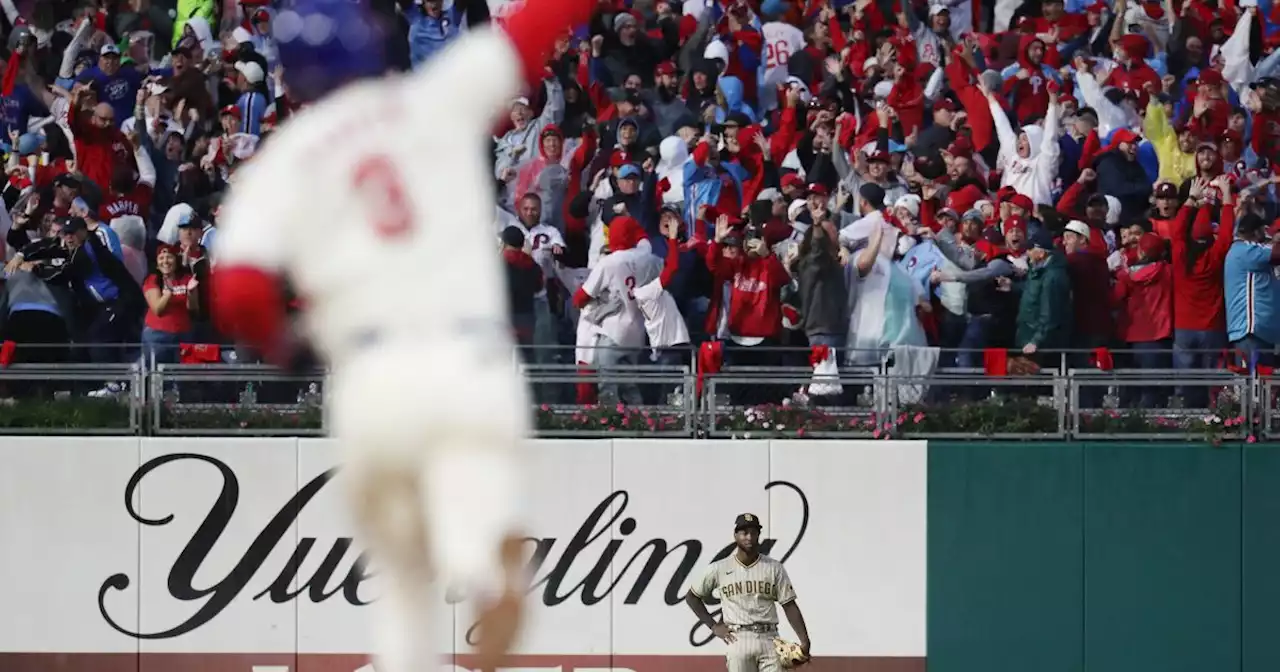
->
<box><xmin>618</xmin><ymin>164</ymin><xmax>642</xmax><ymax>180</ymax></box>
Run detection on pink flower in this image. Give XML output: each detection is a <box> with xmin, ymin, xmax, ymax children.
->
<box><xmin>622</xmin><ymin>417</ymin><xmax>630</xmax><ymax>427</ymax></box>
<box><xmin>607</xmin><ymin>426</ymin><xmax>616</xmax><ymax>432</ymax></box>
<box><xmin>646</xmin><ymin>419</ymin><xmax>656</xmax><ymax>429</ymax></box>
<box><xmin>599</xmin><ymin>418</ymin><xmax>608</xmax><ymax>425</ymax></box>
<box><xmin>913</xmin><ymin>412</ymin><xmax>926</xmax><ymax>423</ymax></box>
<box><xmin>1248</xmin><ymin>435</ymin><xmax>1258</xmax><ymax>443</ymax></box>
<box><xmin>796</xmin><ymin>428</ymin><xmax>806</xmax><ymax>437</ymax></box>
<box><xmin>897</xmin><ymin>413</ymin><xmax>908</xmax><ymax>425</ymax></box>
<box><xmin>616</xmin><ymin>403</ymin><xmax>625</xmax><ymax>412</ymax></box>
<box><xmin>1236</xmin><ymin>415</ymin><xmax>1246</xmax><ymax>425</ymax></box>
<box><xmin>872</xmin><ymin>429</ymin><xmax>881</xmax><ymax>439</ymax></box>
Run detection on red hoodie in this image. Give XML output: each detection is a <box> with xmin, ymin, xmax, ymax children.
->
<box><xmin>68</xmin><ymin>109</ymin><xmax>128</xmax><ymax>192</ymax></box>
<box><xmin>1000</xmin><ymin>37</ymin><xmax>1053</xmax><ymax>124</ymax></box>
<box><xmin>1167</xmin><ymin>204</ymin><xmax>1235</xmax><ymax>332</ymax></box>
<box><xmin>1105</xmin><ymin>35</ymin><xmax>1160</xmax><ymax>108</ymax></box>
<box><xmin>1112</xmin><ymin>260</ymin><xmax>1173</xmax><ymax>342</ymax></box>
<box><xmin>886</xmin><ymin>72</ymin><xmax>925</xmax><ymax>137</ymax></box>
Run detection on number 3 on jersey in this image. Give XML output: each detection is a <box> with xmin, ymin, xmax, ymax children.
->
<box><xmin>352</xmin><ymin>156</ymin><xmax>413</xmax><ymax>239</ymax></box>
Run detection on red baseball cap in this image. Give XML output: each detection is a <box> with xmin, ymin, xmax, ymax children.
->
<box><xmin>807</xmin><ymin>183</ymin><xmax>830</xmax><ymax>197</ymax></box>
<box><xmin>781</xmin><ymin>173</ymin><xmax>806</xmax><ymax>191</ymax></box>
<box><xmin>655</xmin><ymin>61</ymin><xmax>677</xmax><ymax>77</ymax></box>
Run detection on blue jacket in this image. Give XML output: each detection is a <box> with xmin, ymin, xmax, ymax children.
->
<box><xmin>1225</xmin><ymin>238</ymin><xmax>1280</xmax><ymax>346</ymax></box>
<box><xmin>683</xmin><ymin>158</ymin><xmax>748</xmax><ymax>233</ymax></box>
<box><xmin>407</xmin><ymin>4</ymin><xmax>466</xmax><ymax>67</ymax></box>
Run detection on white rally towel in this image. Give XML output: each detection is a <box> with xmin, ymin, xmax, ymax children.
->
<box><xmin>807</xmin><ymin>345</ymin><xmax>843</xmax><ymax>397</ymax></box>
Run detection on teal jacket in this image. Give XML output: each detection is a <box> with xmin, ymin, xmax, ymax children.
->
<box><xmin>1015</xmin><ymin>250</ymin><xmax>1073</xmax><ymax>350</ymax></box>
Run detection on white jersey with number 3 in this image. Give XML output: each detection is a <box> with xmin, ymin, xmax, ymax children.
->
<box><xmin>579</xmin><ymin>246</ymin><xmax>662</xmax><ymax>348</ymax></box>
<box><xmin>217</xmin><ymin>29</ymin><xmax>526</xmax><ymax>370</ymax></box>
<box><xmin>692</xmin><ymin>553</ymin><xmax>796</xmax><ymax>626</ymax></box>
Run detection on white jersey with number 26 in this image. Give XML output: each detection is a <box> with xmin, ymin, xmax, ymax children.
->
<box><xmin>760</xmin><ymin>21</ymin><xmax>804</xmax><ymax>112</ymax></box>
<box><xmin>692</xmin><ymin>553</ymin><xmax>797</xmax><ymax>626</ymax></box>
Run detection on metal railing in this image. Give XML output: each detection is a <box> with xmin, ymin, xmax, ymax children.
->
<box><xmin>0</xmin><ymin>345</ymin><xmax>1269</xmax><ymax>440</ymax></box>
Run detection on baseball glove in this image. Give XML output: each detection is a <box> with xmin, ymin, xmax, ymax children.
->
<box><xmin>1007</xmin><ymin>355</ymin><xmax>1041</xmax><ymax>376</ymax></box>
<box><xmin>774</xmin><ymin>637</ymin><xmax>808</xmax><ymax>668</ymax></box>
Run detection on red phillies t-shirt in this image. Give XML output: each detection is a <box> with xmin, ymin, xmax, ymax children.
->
<box><xmin>100</xmin><ymin>183</ymin><xmax>154</xmax><ymax>221</ymax></box>
<box><xmin>143</xmin><ymin>274</ymin><xmax>194</xmax><ymax>334</ymax></box>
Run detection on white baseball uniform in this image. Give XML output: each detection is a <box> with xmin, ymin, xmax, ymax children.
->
<box><xmin>632</xmin><ymin>248</ymin><xmax>689</xmax><ymax>349</ymax></box>
<box><xmin>759</xmin><ymin>21</ymin><xmax>804</xmax><ymax>112</ymax></box>
<box><xmin>692</xmin><ymin>553</ymin><xmax>797</xmax><ymax>672</ymax></box>
<box><xmin>213</xmin><ymin>3</ymin><xmax>597</xmax><ymax>671</ymax></box>
<box><xmin>575</xmin><ymin>243</ymin><xmax>662</xmax><ymax>365</ymax></box>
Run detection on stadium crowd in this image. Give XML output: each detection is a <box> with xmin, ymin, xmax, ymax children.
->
<box><xmin>0</xmin><ymin>0</ymin><xmax>1277</xmax><ymax>406</ymax></box>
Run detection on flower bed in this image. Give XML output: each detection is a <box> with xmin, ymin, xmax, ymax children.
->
<box><xmin>0</xmin><ymin>396</ymin><xmax>1266</xmax><ymax>442</ymax></box>
<box><xmin>0</xmin><ymin>397</ymin><xmax>132</xmax><ymax>429</ymax></box>
<box><xmin>1078</xmin><ymin>409</ymin><xmax>1258</xmax><ymax>444</ymax></box>
<box><xmin>535</xmin><ymin>404</ymin><xmax>688</xmax><ymax>433</ymax></box>
<box><xmin>159</xmin><ymin>404</ymin><xmax>325</xmax><ymax>431</ymax></box>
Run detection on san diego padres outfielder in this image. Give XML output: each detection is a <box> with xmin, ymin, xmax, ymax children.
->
<box><xmin>685</xmin><ymin>513</ymin><xmax>812</xmax><ymax>671</ymax></box>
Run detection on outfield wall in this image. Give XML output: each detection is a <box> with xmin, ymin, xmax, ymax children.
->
<box><xmin>0</xmin><ymin>438</ymin><xmax>926</xmax><ymax>672</ymax></box>
<box><xmin>2</xmin><ymin>438</ymin><xmax>1278</xmax><ymax>672</ymax></box>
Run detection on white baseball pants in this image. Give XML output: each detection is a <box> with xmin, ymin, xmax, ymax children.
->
<box><xmin>725</xmin><ymin>630</ymin><xmax>781</xmax><ymax>672</ymax></box>
<box><xmin>328</xmin><ymin>340</ymin><xmax>527</xmax><ymax>672</ymax></box>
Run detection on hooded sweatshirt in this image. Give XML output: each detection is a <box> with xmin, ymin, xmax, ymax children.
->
<box><xmin>513</xmin><ymin>124</ymin><xmax>573</xmax><ymax>230</ymax></box>
<box><xmin>174</xmin><ymin>2</ymin><xmax>217</xmax><ymax>49</ymax></box>
<box><xmin>656</xmin><ymin>135</ymin><xmax>691</xmax><ymax>206</ymax></box>
<box><xmin>713</xmin><ymin>76</ymin><xmax>757</xmax><ymax>123</ymax></box>
<box><xmin>999</xmin><ymin>37</ymin><xmax>1062</xmax><ymax>124</ymax></box>
<box><xmin>990</xmin><ymin>95</ymin><xmax>1061</xmax><ymax>206</ymax></box>
<box><xmin>1168</xmin><ymin>204</ymin><xmax>1235</xmax><ymax>332</ymax></box>
<box><xmin>1112</xmin><ymin>259</ymin><xmax>1173</xmax><ymax>342</ymax></box>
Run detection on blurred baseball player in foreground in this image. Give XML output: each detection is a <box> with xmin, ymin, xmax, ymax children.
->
<box><xmin>209</xmin><ymin>0</ymin><xmax>598</xmax><ymax>670</ymax></box>
<box><xmin>686</xmin><ymin>514</ymin><xmax>812</xmax><ymax>671</ymax></box>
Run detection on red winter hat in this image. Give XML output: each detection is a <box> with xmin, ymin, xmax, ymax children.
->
<box><xmin>1004</xmin><ymin>215</ymin><xmax>1028</xmax><ymax>234</ymax></box>
<box><xmin>1008</xmin><ymin>193</ymin><xmax>1034</xmax><ymax>213</ymax></box>
<box><xmin>1118</xmin><ymin>34</ymin><xmax>1149</xmax><ymax>60</ymax></box>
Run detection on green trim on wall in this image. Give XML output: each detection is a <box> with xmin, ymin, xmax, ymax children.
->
<box><xmin>929</xmin><ymin>442</ymin><xmax>1280</xmax><ymax>672</ymax></box>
